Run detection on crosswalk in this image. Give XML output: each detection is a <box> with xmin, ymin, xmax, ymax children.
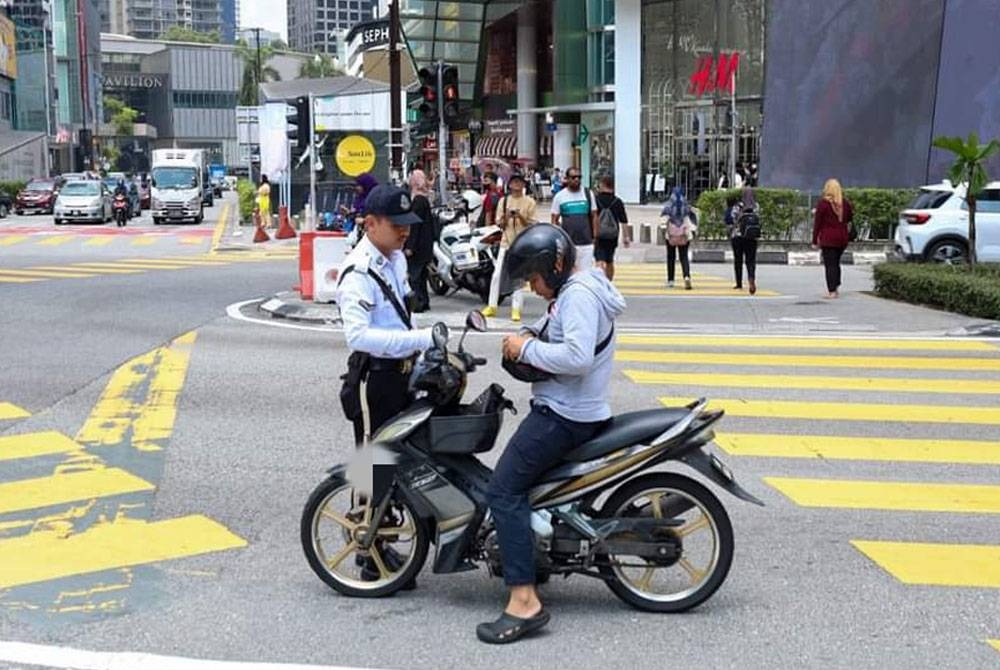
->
<box><xmin>616</xmin><ymin>333</ymin><xmax>1000</xmax><ymax>656</ymax></box>
<box><xmin>0</xmin><ymin>250</ymin><xmax>298</xmax><ymax>284</ymax></box>
<box><xmin>612</xmin><ymin>264</ymin><xmax>782</xmax><ymax>297</ymax></box>
<box><xmin>0</xmin><ymin>228</ymin><xmax>214</xmax><ymax>252</ymax></box>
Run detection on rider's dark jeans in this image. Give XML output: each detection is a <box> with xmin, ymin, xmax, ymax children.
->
<box><xmin>486</xmin><ymin>403</ymin><xmax>607</xmax><ymax>586</ymax></box>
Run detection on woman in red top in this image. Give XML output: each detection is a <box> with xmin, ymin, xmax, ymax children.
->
<box><xmin>812</xmin><ymin>178</ymin><xmax>853</xmax><ymax>298</ymax></box>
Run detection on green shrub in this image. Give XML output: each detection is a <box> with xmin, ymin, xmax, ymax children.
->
<box><xmin>0</xmin><ymin>180</ymin><xmax>28</xmax><ymax>200</ymax></box>
<box><xmin>844</xmin><ymin>188</ymin><xmax>916</xmax><ymax>240</ymax></box>
<box><xmin>694</xmin><ymin>188</ymin><xmax>805</xmax><ymax>240</ymax></box>
<box><xmin>873</xmin><ymin>262</ymin><xmax>1000</xmax><ymax>319</ymax></box>
<box><xmin>236</xmin><ymin>178</ymin><xmax>256</xmax><ymax>222</ymax></box>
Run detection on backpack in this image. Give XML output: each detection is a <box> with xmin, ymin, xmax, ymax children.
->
<box><xmin>738</xmin><ymin>208</ymin><xmax>761</xmax><ymax>240</ymax></box>
<box><xmin>597</xmin><ymin>196</ymin><xmax>621</xmax><ymax>241</ymax></box>
<box><xmin>667</xmin><ymin>218</ymin><xmax>689</xmax><ymax>246</ymax></box>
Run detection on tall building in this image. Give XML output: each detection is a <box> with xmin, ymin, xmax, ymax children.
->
<box><xmin>287</xmin><ymin>0</ymin><xmax>377</xmax><ymax>55</ymax></box>
<box><xmin>98</xmin><ymin>0</ymin><xmax>229</xmax><ymax>42</ymax></box>
<box><xmin>219</xmin><ymin>0</ymin><xmax>236</xmax><ymax>43</ymax></box>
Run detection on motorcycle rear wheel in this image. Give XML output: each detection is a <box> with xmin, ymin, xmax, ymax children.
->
<box><xmin>598</xmin><ymin>473</ymin><xmax>734</xmax><ymax>613</ymax></box>
<box><xmin>301</xmin><ymin>476</ymin><xmax>429</xmax><ymax>598</ymax></box>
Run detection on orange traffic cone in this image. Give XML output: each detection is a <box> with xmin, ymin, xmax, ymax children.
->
<box><xmin>253</xmin><ymin>209</ymin><xmax>271</xmax><ymax>243</ymax></box>
<box><xmin>275</xmin><ymin>205</ymin><xmax>297</xmax><ymax>239</ymax></box>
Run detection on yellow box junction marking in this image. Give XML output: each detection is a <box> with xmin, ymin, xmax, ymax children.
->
<box><xmin>0</xmin><ymin>469</ymin><xmax>155</xmax><ymax>515</ymax></box>
<box><xmin>714</xmin><ymin>433</ymin><xmax>1000</xmax><ymax>465</ymax></box>
<box><xmin>0</xmin><ymin>515</ymin><xmax>247</xmax><ymax>589</ymax></box>
<box><xmin>765</xmin><ymin>477</ymin><xmax>1000</xmax><ymax>514</ymax></box>
<box><xmin>626</xmin><ymin>369</ymin><xmax>1000</xmax><ymax>394</ymax></box>
<box><xmin>621</xmin><ymin>350</ymin><xmax>1000</xmax><ymax>371</ymax></box>
<box><xmin>851</xmin><ymin>541</ymin><xmax>1000</xmax><ymax>588</ymax></box>
<box><xmin>0</xmin><ymin>431</ymin><xmax>84</xmax><ymax>462</ymax></box>
<box><xmin>0</xmin><ymin>403</ymin><xmax>31</xmax><ymax>420</ymax></box>
<box><xmin>616</xmin><ymin>334</ymin><xmax>999</xmax><ymax>352</ymax></box>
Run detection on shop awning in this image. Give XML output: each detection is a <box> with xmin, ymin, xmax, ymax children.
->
<box><xmin>475</xmin><ymin>135</ymin><xmax>517</xmax><ymax>159</ymax></box>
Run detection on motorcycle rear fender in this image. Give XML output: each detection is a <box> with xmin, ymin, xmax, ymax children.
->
<box><xmin>680</xmin><ymin>447</ymin><xmax>765</xmax><ymax>506</ymax></box>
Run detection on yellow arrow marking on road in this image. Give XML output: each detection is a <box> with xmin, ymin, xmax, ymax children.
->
<box><xmin>0</xmin><ymin>469</ymin><xmax>155</xmax><ymax>515</ymax></box>
<box><xmin>765</xmin><ymin>477</ymin><xmax>1000</xmax><ymax>514</ymax></box>
<box><xmin>626</xmin><ymin>369</ymin><xmax>1000</xmax><ymax>394</ymax></box>
<box><xmin>658</xmin><ymin>396</ymin><xmax>1000</xmax><ymax>425</ymax></box>
<box><xmin>0</xmin><ymin>235</ymin><xmax>29</xmax><ymax>246</ymax></box>
<box><xmin>623</xmin><ymin>350</ymin><xmax>1000</xmax><ymax>371</ymax></box>
<box><xmin>0</xmin><ymin>431</ymin><xmax>84</xmax><ymax>461</ymax></box>
<box><xmin>851</xmin><ymin>541</ymin><xmax>1000</xmax><ymax>588</ymax></box>
<box><xmin>0</xmin><ymin>515</ymin><xmax>246</xmax><ymax>589</ymax></box>
<box><xmin>0</xmin><ymin>403</ymin><xmax>31</xmax><ymax>420</ymax></box>
<box><xmin>714</xmin><ymin>433</ymin><xmax>1000</xmax><ymax>465</ymax></box>
<box><xmin>616</xmin><ymin>334</ymin><xmax>999</xmax><ymax>352</ymax></box>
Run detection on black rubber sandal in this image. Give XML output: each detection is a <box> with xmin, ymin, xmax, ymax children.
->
<box><xmin>476</xmin><ymin>610</ymin><xmax>550</xmax><ymax>644</ymax></box>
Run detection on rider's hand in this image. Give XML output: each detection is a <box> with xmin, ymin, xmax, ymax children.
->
<box><xmin>502</xmin><ymin>334</ymin><xmax>531</xmax><ymax>361</ymax></box>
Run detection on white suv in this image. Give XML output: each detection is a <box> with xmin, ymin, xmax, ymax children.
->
<box><xmin>894</xmin><ymin>180</ymin><xmax>1000</xmax><ymax>263</ymax></box>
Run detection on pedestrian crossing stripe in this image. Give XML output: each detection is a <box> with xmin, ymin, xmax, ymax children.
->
<box><xmin>619</xmin><ymin>288</ymin><xmax>781</xmax><ymax>297</ymax></box>
<box><xmin>0</xmin><ymin>403</ymin><xmax>31</xmax><ymax>420</ymax></box>
<box><xmin>0</xmin><ymin>468</ymin><xmax>156</xmax><ymax>515</ymax></box>
<box><xmin>626</xmin><ymin>369</ymin><xmax>1000</xmax><ymax>394</ymax></box>
<box><xmin>0</xmin><ymin>235</ymin><xmax>28</xmax><ymax>246</ymax></box>
<box><xmin>851</xmin><ymin>541</ymin><xmax>1000</xmax><ymax>588</ymax></box>
<box><xmin>614</xmin><ymin>278</ymin><xmax>733</xmax><ymax>287</ymax></box>
<box><xmin>621</xmin><ymin>350</ymin><xmax>1000</xmax><ymax>371</ymax></box>
<box><xmin>130</xmin><ymin>237</ymin><xmax>158</xmax><ymax>246</ymax></box>
<box><xmin>616</xmin><ymin>334</ymin><xmax>999</xmax><ymax>352</ymax></box>
<box><xmin>0</xmin><ymin>515</ymin><xmax>247</xmax><ymax>589</ymax></box>
<box><xmin>0</xmin><ymin>431</ymin><xmax>85</xmax><ymax>461</ymax></box>
<box><xmin>714</xmin><ymin>433</ymin><xmax>1000</xmax><ymax>465</ymax></box>
<box><xmin>0</xmin><ymin>268</ymin><xmax>98</xmax><ymax>279</ymax></box>
<box><xmin>0</xmin><ymin>275</ymin><xmax>39</xmax><ymax>283</ymax></box>
<box><xmin>765</xmin><ymin>477</ymin><xmax>1000</xmax><ymax>514</ymax></box>
<box><xmin>660</xmin><ymin>396</ymin><xmax>1000</xmax><ymax>425</ymax></box>
<box><xmin>988</xmin><ymin>640</ymin><xmax>1000</xmax><ymax>653</ymax></box>
<box><xmin>35</xmin><ymin>235</ymin><xmax>74</xmax><ymax>246</ymax></box>
<box><xmin>83</xmin><ymin>236</ymin><xmax>115</xmax><ymax>247</ymax></box>
<box><xmin>54</xmin><ymin>264</ymin><xmax>144</xmax><ymax>274</ymax></box>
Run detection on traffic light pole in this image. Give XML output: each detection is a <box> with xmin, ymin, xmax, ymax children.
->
<box><xmin>308</xmin><ymin>91</ymin><xmax>316</xmax><ymax>232</ymax></box>
<box><xmin>436</xmin><ymin>61</ymin><xmax>448</xmax><ymax>205</ymax></box>
<box><xmin>389</xmin><ymin>0</ymin><xmax>402</xmax><ymax>175</ymax></box>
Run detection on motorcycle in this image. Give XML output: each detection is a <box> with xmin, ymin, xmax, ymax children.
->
<box><xmin>112</xmin><ymin>193</ymin><xmax>129</xmax><ymax>227</ymax></box>
<box><xmin>427</xmin><ymin>192</ymin><xmax>509</xmax><ymax>304</ymax></box>
<box><xmin>301</xmin><ymin>311</ymin><xmax>763</xmax><ymax>612</ymax></box>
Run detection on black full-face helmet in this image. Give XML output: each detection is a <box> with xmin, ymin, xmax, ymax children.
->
<box><xmin>506</xmin><ymin>223</ymin><xmax>576</xmax><ymax>294</ymax></box>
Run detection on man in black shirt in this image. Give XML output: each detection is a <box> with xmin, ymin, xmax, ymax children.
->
<box><xmin>594</xmin><ymin>175</ymin><xmax>630</xmax><ymax>281</ymax></box>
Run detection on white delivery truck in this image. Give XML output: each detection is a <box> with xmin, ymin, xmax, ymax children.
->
<box><xmin>150</xmin><ymin>148</ymin><xmax>206</xmax><ymax>224</ymax></box>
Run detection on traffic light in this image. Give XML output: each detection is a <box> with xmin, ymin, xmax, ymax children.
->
<box><xmin>417</xmin><ymin>66</ymin><xmax>439</xmax><ymax>124</ymax></box>
<box><xmin>441</xmin><ymin>65</ymin><xmax>460</xmax><ymax>128</ymax></box>
<box><xmin>286</xmin><ymin>96</ymin><xmax>311</xmax><ymax>151</ymax></box>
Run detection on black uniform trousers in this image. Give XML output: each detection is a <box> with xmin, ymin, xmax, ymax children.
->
<box><xmin>351</xmin><ymin>367</ymin><xmax>411</xmax><ymax>446</ymax></box>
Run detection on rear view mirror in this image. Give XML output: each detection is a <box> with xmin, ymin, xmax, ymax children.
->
<box><xmin>466</xmin><ymin>310</ymin><xmax>488</xmax><ymax>333</ymax></box>
<box><xmin>432</xmin><ymin>322</ymin><xmax>449</xmax><ymax>350</ymax></box>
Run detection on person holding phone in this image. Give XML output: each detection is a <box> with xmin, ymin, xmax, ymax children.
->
<box><xmin>482</xmin><ymin>173</ymin><xmax>538</xmax><ymax>322</ymax></box>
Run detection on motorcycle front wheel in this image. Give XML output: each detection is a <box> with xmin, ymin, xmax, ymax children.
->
<box><xmin>301</xmin><ymin>476</ymin><xmax>429</xmax><ymax>598</ymax></box>
<box><xmin>597</xmin><ymin>473</ymin><xmax>734</xmax><ymax>613</ymax></box>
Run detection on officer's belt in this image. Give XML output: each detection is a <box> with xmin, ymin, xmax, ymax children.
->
<box><xmin>367</xmin><ymin>356</ymin><xmax>415</xmax><ymax>373</ymax></box>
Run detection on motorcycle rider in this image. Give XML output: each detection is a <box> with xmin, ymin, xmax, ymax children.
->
<box><xmin>477</xmin><ymin>223</ymin><xmax>626</xmax><ymax>644</ymax></box>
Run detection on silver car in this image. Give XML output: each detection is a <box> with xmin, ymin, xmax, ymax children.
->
<box><xmin>53</xmin><ymin>180</ymin><xmax>112</xmax><ymax>225</ymax></box>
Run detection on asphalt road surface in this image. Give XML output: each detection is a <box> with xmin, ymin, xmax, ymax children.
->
<box><xmin>1</xmin><ymin>196</ymin><xmax>998</xmax><ymax>669</ymax></box>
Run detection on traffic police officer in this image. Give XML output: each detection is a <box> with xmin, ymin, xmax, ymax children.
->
<box><xmin>337</xmin><ymin>184</ymin><xmax>435</xmax><ymax>445</ymax></box>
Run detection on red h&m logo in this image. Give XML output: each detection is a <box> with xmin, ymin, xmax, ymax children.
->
<box><xmin>688</xmin><ymin>52</ymin><xmax>741</xmax><ymax>98</ymax></box>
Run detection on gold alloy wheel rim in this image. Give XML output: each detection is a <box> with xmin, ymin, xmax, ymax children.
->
<box><xmin>610</xmin><ymin>488</ymin><xmax>721</xmax><ymax>603</ymax></box>
<box><xmin>311</xmin><ymin>484</ymin><xmax>419</xmax><ymax>588</ymax></box>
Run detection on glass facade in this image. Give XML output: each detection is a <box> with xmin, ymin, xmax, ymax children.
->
<box><xmin>398</xmin><ymin>0</ymin><xmax>487</xmax><ymax>100</ymax></box>
<box><xmin>587</xmin><ymin>0</ymin><xmax>615</xmax><ymax>96</ymax></box>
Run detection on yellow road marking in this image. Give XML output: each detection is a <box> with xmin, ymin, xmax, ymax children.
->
<box><xmin>65</xmin><ymin>264</ymin><xmax>144</xmax><ymax>274</ymax></box>
<box><xmin>0</xmin><ymin>268</ymin><xmax>97</xmax><ymax>279</ymax></box>
<box><xmin>0</xmin><ymin>515</ymin><xmax>247</xmax><ymax>589</ymax></box>
<box><xmin>626</xmin><ymin>369</ymin><xmax>1000</xmax><ymax>394</ymax></box>
<box><xmin>0</xmin><ymin>468</ymin><xmax>155</xmax><ymax>515</ymax></box>
<box><xmin>715</xmin><ymin>433</ymin><xmax>1000</xmax><ymax>465</ymax></box>
<box><xmin>621</xmin><ymin>288</ymin><xmax>780</xmax><ymax>297</ymax></box>
<box><xmin>622</xmin><ymin>350</ymin><xmax>1000</xmax><ymax>371</ymax></box>
<box><xmin>130</xmin><ymin>236</ymin><xmax>158</xmax><ymax>246</ymax></box>
<box><xmin>83</xmin><ymin>236</ymin><xmax>115</xmax><ymax>247</ymax></box>
<box><xmin>615</xmin><ymin>279</ymin><xmax>733</xmax><ymax>287</ymax></box>
<box><xmin>659</xmin><ymin>396</ymin><xmax>1000</xmax><ymax>425</ymax></box>
<box><xmin>765</xmin><ymin>477</ymin><xmax>1000</xmax><ymax>514</ymax></box>
<box><xmin>851</xmin><ymin>541</ymin><xmax>1000</xmax><ymax>588</ymax></box>
<box><xmin>0</xmin><ymin>431</ymin><xmax>84</xmax><ymax>461</ymax></box>
<box><xmin>988</xmin><ymin>640</ymin><xmax>1000</xmax><ymax>653</ymax></box>
<box><xmin>88</xmin><ymin>261</ymin><xmax>187</xmax><ymax>270</ymax></box>
<box><xmin>0</xmin><ymin>235</ymin><xmax>29</xmax><ymax>246</ymax></box>
<box><xmin>180</xmin><ymin>236</ymin><xmax>205</xmax><ymax>245</ymax></box>
<box><xmin>122</xmin><ymin>257</ymin><xmax>229</xmax><ymax>266</ymax></box>
<box><xmin>0</xmin><ymin>276</ymin><xmax>41</xmax><ymax>283</ymax></box>
<box><xmin>0</xmin><ymin>402</ymin><xmax>31</xmax><ymax>420</ymax></box>
<box><xmin>617</xmin><ymin>334</ymin><xmax>999</xmax><ymax>352</ymax></box>
<box><xmin>36</xmin><ymin>235</ymin><xmax>76</xmax><ymax>246</ymax></box>
<box><xmin>210</xmin><ymin>201</ymin><xmax>231</xmax><ymax>255</ymax></box>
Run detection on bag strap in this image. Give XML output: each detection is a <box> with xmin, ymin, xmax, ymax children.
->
<box><xmin>336</xmin><ymin>264</ymin><xmax>413</xmax><ymax>330</ymax></box>
<box><xmin>594</xmin><ymin>324</ymin><xmax>615</xmax><ymax>356</ymax></box>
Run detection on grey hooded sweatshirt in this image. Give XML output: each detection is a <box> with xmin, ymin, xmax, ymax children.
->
<box><xmin>518</xmin><ymin>268</ymin><xmax>627</xmax><ymax>423</ymax></box>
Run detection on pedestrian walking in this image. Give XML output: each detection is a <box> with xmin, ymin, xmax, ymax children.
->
<box><xmin>256</xmin><ymin>174</ymin><xmax>271</xmax><ymax>229</ymax></box>
<box><xmin>661</xmin><ymin>186</ymin><xmax>696</xmax><ymax>289</ymax></box>
<box><xmin>594</xmin><ymin>175</ymin><xmax>630</xmax><ymax>281</ymax></box>
<box><xmin>550</xmin><ymin>168</ymin><xmax>598</xmax><ymax>271</ymax></box>
<box><xmin>550</xmin><ymin>168</ymin><xmax>563</xmax><ymax>196</ymax></box>
<box><xmin>478</xmin><ymin>171</ymin><xmax>503</xmax><ymax>228</ymax></box>
<box><xmin>812</xmin><ymin>178</ymin><xmax>853</xmax><ymax>299</ymax></box>
<box><xmin>404</xmin><ymin>170</ymin><xmax>435</xmax><ymax>313</ymax></box>
<box><xmin>727</xmin><ymin>187</ymin><xmax>760</xmax><ymax>295</ymax></box>
<box><xmin>482</xmin><ymin>173</ymin><xmax>537</xmax><ymax>322</ymax></box>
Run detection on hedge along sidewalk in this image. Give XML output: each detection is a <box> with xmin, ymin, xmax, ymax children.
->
<box><xmin>873</xmin><ymin>262</ymin><xmax>1000</xmax><ymax>320</ymax></box>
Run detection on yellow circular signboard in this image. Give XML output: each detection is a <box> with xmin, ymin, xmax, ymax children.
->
<box><xmin>335</xmin><ymin>135</ymin><xmax>377</xmax><ymax>177</ymax></box>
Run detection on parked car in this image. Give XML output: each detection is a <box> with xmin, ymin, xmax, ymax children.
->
<box><xmin>0</xmin><ymin>191</ymin><xmax>11</xmax><ymax>218</ymax></box>
<box><xmin>53</xmin><ymin>180</ymin><xmax>112</xmax><ymax>224</ymax></box>
<box><xmin>894</xmin><ymin>180</ymin><xmax>1000</xmax><ymax>263</ymax></box>
<box><xmin>15</xmin><ymin>178</ymin><xmax>63</xmax><ymax>215</ymax></box>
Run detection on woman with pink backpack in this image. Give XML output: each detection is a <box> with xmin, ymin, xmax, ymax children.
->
<box><xmin>661</xmin><ymin>186</ymin><xmax>697</xmax><ymax>290</ymax></box>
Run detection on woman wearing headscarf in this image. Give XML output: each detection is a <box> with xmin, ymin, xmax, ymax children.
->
<box><xmin>812</xmin><ymin>178</ymin><xmax>853</xmax><ymax>299</ymax></box>
<box><xmin>727</xmin><ymin>186</ymin><xmax>760</xmax><ymax>294</ymax></box>
<box><xmin>661</xmin><ymin>186</ymin><xmax>696</xmax><ymax>290</ymax></box>
<box><xmin>404</xmin><ymin>170</ymin><xmax>435</xmax><ymax>312</ymax></box>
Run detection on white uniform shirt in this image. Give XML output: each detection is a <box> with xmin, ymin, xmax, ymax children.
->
<box><xmin>336</xmin><ymin>235</ymin><xmax>433</xmax><ymax>359</ymax></box>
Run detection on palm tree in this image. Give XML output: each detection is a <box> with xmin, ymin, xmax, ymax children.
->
<box><xmin>234</xmin><ymin>39</ymin><xmax>282</xmax><ymax>107</ymax></box>
<box><xmin>299</xmin><ymin>53</ymin><xmax>343</xmax><ymax>80</ymax></box>
<box><xmin>932</xmin><ymin>133</ymin><xmax>1000</xmax><ymax>265</ymax></box>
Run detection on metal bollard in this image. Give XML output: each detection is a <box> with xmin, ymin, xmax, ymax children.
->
<box><xmin>640</xmin><ymin>223</ymin><xmax>652</xmax><ymax>244</ymax></box>
<box><xmin>656</xmin><ymin>224</ymin><xmax>667</xmax><ymax>246</ymax></box>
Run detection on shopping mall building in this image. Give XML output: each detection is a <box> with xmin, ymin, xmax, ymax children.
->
<box><xmin>398</xmin><ymin>0</ymin><xmax>1000</xmax><ymax>203</ymax></box>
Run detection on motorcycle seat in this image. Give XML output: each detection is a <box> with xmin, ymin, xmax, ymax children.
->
<box><xmin>562</xmin><ymin>409</ymin><xmax>691</xmax><ymax>463</ymax></box>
